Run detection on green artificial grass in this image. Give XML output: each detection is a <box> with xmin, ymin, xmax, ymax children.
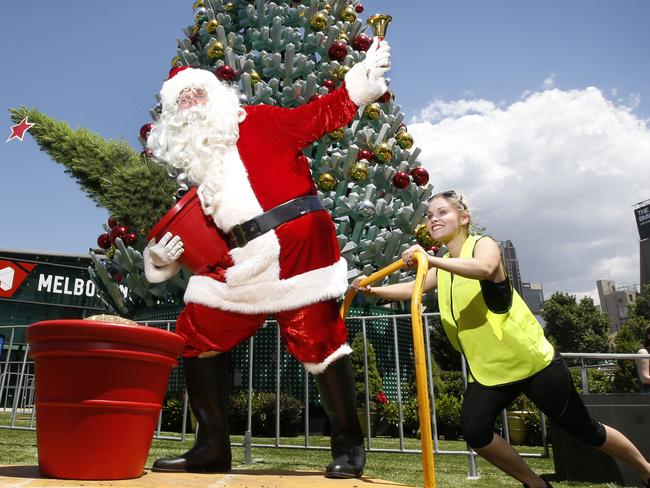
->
<box><xmin>0</xmin><ymin>427</ymin><xmax>631</xmax><ymax>487</ymax></box>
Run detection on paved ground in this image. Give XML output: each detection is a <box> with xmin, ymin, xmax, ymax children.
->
<box><xmin>0</xmin><ymin>466</ymin><xmax>415</xmax><ymax>488</ymax></box>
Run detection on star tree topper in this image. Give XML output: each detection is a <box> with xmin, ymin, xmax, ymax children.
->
<box><xmin>7</xmin><ymin>117</ymin><xmax>35</xmax><ymax>142</ymax></box>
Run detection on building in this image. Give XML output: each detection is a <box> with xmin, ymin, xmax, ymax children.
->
<box><xmin>596</xmin><ymin>279</ymin><xmax>638</xmax><ymax>332</ymax></box>
<box><xmin>499</xmin><ymin>240</ymin><xmax>524</xmax><ymax>296</ymax></box>
<box><xmin>642</xmin><ymin>239</ymin><xmax>650</xmax><ymax>288</ymax></box>
<box><xmin>522</xmin><ymin>282</ymin><xmax>544</xmax><ymax>314</ymax></box>
<box><xmin>634</xmin><ymin>199</ymin><xmax>650</xmax><ymax>288</ymax></box>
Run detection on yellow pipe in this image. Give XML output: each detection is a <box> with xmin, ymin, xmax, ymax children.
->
<box><xmin>340</xmin><ymin>253</ymin><xmax>436</xmax><ymax>488</ymax></box>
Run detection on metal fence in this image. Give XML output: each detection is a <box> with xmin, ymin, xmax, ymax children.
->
<box><xmin>2</xmin><ymin>318</ymin><xmax>649</xmax><ymax>479</ymax></box>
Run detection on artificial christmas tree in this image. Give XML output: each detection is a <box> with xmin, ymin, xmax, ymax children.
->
<box><xmin>10</xmin><ymin>0</ymin><xmax>434</xmax><ymax>316</ymax></box>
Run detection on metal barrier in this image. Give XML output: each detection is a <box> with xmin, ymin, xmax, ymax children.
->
<box><xmin>3</xmin><ymin>321</ymin><xmax>648</xmax><ymax>480</ymax></box>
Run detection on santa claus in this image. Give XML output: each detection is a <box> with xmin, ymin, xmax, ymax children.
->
<box><xmin>144</xmin><ymin>39</ymin><xmax>390</xmax><ymax>478</ymax></box>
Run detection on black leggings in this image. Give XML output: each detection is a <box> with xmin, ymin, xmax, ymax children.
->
<box><xmin>460</xmin><ymin>354</ymin><xmax>607</xmax><ymax>449</ymax></box>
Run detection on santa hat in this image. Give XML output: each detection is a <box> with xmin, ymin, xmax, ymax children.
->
<box><xmin>160</xmin><ymin>67</ymin><xmax>221</xmax><ymax>110</ymax></box>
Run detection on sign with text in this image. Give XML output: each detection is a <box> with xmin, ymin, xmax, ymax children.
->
<box><xmin>635</xmin><ymin>202</ymin><xmax>650</xmax><ymax>240</ymax></box>
<box><xmin>0</xmin><ymin>257</ymin><xmax>105</xmax><ymax>310</ymax></box>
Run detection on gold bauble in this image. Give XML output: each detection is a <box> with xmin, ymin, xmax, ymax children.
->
<box><xmin>414</xmin><ymin>223</ymin><xmax>435</xmax><ymax>249</ymax></box>
<box><xmin>374</xmin><ymin>142</ymin><xmax>393</xmax><ymax>163</ymax></box>
<box><xmin>396</xmin><ymin>131</ymin><xmax>414</xmax><ymax>150</ymax></box>
<box><xmin>323</xmin><ymin>3</ymin><xmax>332</xmax><ymax>12</ymax></box>
<box><xmin>309</xmin><ymin>12</ymin><xmax>328</xmax><ymax>31</ymax></box>
<box><xmin>363</xmin><ymin>102</ymin><xmax>381</xmax><ymax>121</ymax></box>
<box><xmin>337</xmin><ymin>32</ymin><xmax>349</xmax><ymax>42</ymax></box>
<box><xmin>206</xmin><ymin>19</ymin><xmax>220</xmax><ymax>34</ymax></box>
<box><xmin>329</xmin><ymin>127</ymin><xmax>345</xmax><ymax>140</ymax></box>
<box><xmin>171</xmin><ymin>56</ymin><xmax>182</xmax><ymax>67</ymax></box>
<box><xmin>332</xmin><ymin>65</ymin><xmax>350</xmax><ymax>80</ymax></box>
<box><xmin>317</xmin><ymin>173</ymin><xmax>337</xmax><ymax>192</ymax></box>
<box><xmin>191</xmin><ymin>23</ymin><xmax>201</xmax><ymax>36</ymax></box>
<box><xmin>207</xmin><ymin>41</ymin><xmax>225</xmax><ymax>59</ymax></box>
<box><xmin>348</xmin><ymin>162</ymin><xmax>368</xmax><ymax>182</ymax></box>
<box><xmin>224</xmin><ymin>2</ymin><xmax>236</xmax><ymax>12</ymax></box>
<box><xmin>192</xmin><ymin>0</ymin><xmax>205</xmax><ymax>10</ymax></box>
<box><xmin>340</xmin><ymin>6</ymin><xmax>357</xmax><ymax>23</ymax></box>
<box><xmin>249</xmin><ymin>70</ymin><xmax>261</xmax><ymax>85</ymax></box>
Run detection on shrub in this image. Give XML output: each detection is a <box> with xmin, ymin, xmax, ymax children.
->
<box><xmin>161</xmin><ymin>394</ymin><xmax>190</xmax><ymax>433</ymax></box>
<box><xmin>230</xmin><ymin>390</ymin><xmax>303</xmax><ymax>436</ymax></box>
<box><xmin>350</xmin><ymin>333</ymin><xmax>384</xmax><ymax>410</ymax></box>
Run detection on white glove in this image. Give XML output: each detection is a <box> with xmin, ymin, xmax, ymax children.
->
<box><xmin>364</xmin><ymin>38</ymin><xmax>391</xmax><ymax>81</ymax></box>
<box><xmin>148</xmin><ymin>232</ymin><xmax>184</xmax><ymax>267</ymax></box>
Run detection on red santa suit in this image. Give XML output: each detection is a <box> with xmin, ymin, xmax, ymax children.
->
<box><xmin>145</xmin><ymin>66</ymin><xmax>386</xmax><ymax>373</ymax></box>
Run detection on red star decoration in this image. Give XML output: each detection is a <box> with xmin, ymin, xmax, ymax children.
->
<box><xmin>7</xmin><ymin>117</ymin><xmax>35</xmax><ymax>142</ymax></box>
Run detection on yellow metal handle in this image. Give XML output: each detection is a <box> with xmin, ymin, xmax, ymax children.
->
<box><xmin>340</xmin><ymin>253</ymin><xmax>436</xmax><ymax>488</ymax></box>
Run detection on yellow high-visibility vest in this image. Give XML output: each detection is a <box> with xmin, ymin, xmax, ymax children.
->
<box><xmin>437</xmin><ymin>235</ymin><xmax>555</xmax><ymax>386</ymax></box>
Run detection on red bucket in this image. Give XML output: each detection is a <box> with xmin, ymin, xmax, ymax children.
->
<box><xmin>146</xmin><ymin>187</ymin><xmax>229</xmax><ymax>275</ymax></box>
<box><xmin>27</xmin><ymin>319</ymin><xmax>185</xmax><ymax>480</ymax></box>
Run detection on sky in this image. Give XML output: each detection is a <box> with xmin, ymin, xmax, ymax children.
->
<box><xmin>2</xmin><ymin>1</ymin><xmax>649</xmax><ymax>301</ymax></box>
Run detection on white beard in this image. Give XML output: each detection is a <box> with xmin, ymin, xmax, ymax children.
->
<box><xmin>148</xmin><ymin>94</ymin><xmax>244</xmax><ymax>218</ymax></box>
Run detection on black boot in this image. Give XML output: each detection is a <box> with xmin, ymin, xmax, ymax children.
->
<box><xmin>314</xmin><ymin>355</ymin><xmax>366</xmax><ymax>478</ymax></box>
<box><xmin>152</xmin><ymin>353</ymin><xmax>232</xmax><ymax>473</ymax></box>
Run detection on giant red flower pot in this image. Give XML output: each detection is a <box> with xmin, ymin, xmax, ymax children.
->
<box><xmin>147</xmin><ymin>187</ymin><xmax>229</xmax><ymax>274</ymax></box>
<box><xmin>27</xmin><ymin>319</ymin><xmax>185</xmax><ymax>480</ymax></box>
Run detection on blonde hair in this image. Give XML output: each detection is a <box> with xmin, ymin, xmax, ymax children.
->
<box><xmin>428</xmin><ymin>190</ymin><xmax>475</xmax><ymax>234</ymax></box>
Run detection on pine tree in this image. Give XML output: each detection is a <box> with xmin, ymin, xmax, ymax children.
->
<box><xmin>9</xmin><ymin>0</ymin><xmax>434</xmax><ymax>316</ymax></box>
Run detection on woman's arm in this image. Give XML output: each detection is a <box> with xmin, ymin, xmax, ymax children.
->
<box><xmin>353</xmin><ymin>266</ymin><xmax>437</xmax><ymax>301</ymax></box>
<box><xmin>636</xmin><ymin>348</ymin><xmax>650</xmax><ymax>385</ymax></box>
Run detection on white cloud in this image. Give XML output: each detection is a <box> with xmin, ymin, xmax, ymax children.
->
<box><xmin>409</xmin><ymin>87</ymin><xmax>650</xmax><ymax>297</ymax></box>
<box><xmin>542</xmin><ymin>73</ymin><xmax>556</xmax><ymax>89</ymax></box>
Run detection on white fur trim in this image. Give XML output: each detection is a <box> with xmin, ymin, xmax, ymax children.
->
<box><xmin>183</xmin><ymin>258</ymin><xmax>348</xmax><ymax>314</ymax></box>
<box><xmin>143</xmin><ymin>247</ymin><xmax>182</xmax><ymax>283</ymax></box>
<box><xmin>160</xmin><ymin>68</ymin><xmax>221</xmax><ymax>110</ymax></box>
<box><xmin>344</xmin><ymin>62</ymin><xmax>388</xmax><ymax>107</ymax></box>
<box><xmin>304</xmin><ymin>344</ymin><xmax>353</xmax><ymax>375</ymax></box>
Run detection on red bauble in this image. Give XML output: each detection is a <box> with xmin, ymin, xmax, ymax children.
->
<box><xmin>124</xmin><ymin>232</ymin><xmax>138</xmax><ymax>246</ymax></box>
<box><xmin>109</xmin><ymin>225</ymin><xmax>128</xmax><ymax>244</ymax></box>
<box><xmin>355</xmin><ymin>3</ymin><xmax>364</xmax><ymax>13</ymax></box>
<box><xmin>140</xmin><ymin>148</ymin><xmax>153</xmax><ymax>159</ymax></box>
<box><xmin>97</xmin><ymin>233</ymin><xmax>111</xmax><ymax>250</ymax></box>
<box><xmin>392</xmin><ymin>171</ymin><xmax>410</xmax><ymax>189</ymax></box>
<box><xmin>322</xmin><ymin>79</ymin><xmax>336</xmax><ymax>92</ymax></box>
<box><xmin>431</xmin><ymin>245</ymin><xmax>440</xmax><ymax>254</ymax></box>
<box><xmin>377</xmin><ymin>90</ymin><xmax>392</xmax><ymax>103</ymax></box>
<box><xmin>410</xmin><ymin>167</ymin><xmax>430</xmax><ymax>186</ymax></box>
<box><xmin>114</xmin><ymin>272</ymin><xmax>123</xmax><ymax>284</ymax></box>
<box><xmin>309</xmin><ymin>93</ymin><xmax>324</xmax><ymax>102</ymax></box>
<box><xmin>328</xmin><ymin>41</ymin><xmax>348</xmax><ymax>62</ymax></box>
<box><xmin>215</xmin><ymin>65</ymin><xmax>236</xmax><ymax>81</ymax></box>
<box><xmin>397</xmin><ymin>122</ymin><xmax>408</xmax><ymax>134</ymax></box>
<box><xmin>107</xmin><ymin>216</ymin><xmax>118</xmax><ymax>229</ymax></box>
<box><xmin>139</xmin><ymin>123</ymin><xmax>153</xmax><ymax>140</ymax></box>
<box><xmin>357</xmin><ymin>149</ymin><xmax>374</xmax><ymax>161</ymax></box>
<box><xmin>352</xmin><ymin>33</ymin><xmax>371</xmax><ymax>51</ymax></box>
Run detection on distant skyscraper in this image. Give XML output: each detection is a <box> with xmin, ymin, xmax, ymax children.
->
<box><xmin>596</xmin><ymin>279</ymin><xmax>639</xmax><ymax>332</ymax></box>
<box><xmin>522</xmin><ymin>282</ymin><xmax>544</xmax><ymax>314</ymax></box>
<box><xmin>641</xmin><ymin>239</ymin><xmax>650</xmax><ymax>288</ymax></box>
<box><xmin>499</xmin><ymin>240</ymin><xmax>523</xmax><ymax>296</ymax></box>
<box><xmin>634</xmin><ymin>199</ymin><xmax>650</xmax><ymax>287</ymax></box>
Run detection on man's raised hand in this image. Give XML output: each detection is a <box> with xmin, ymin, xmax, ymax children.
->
<box><xmin>364</xmin><ymin>38</ymin><xmax>391</xmax><ymax>81</ymax></box>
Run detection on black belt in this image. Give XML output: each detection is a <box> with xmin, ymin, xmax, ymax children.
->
<box><xmin>227</xmin><ymin>195</ymin><xmax>324</xmax><ymax>248</ymax></box>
